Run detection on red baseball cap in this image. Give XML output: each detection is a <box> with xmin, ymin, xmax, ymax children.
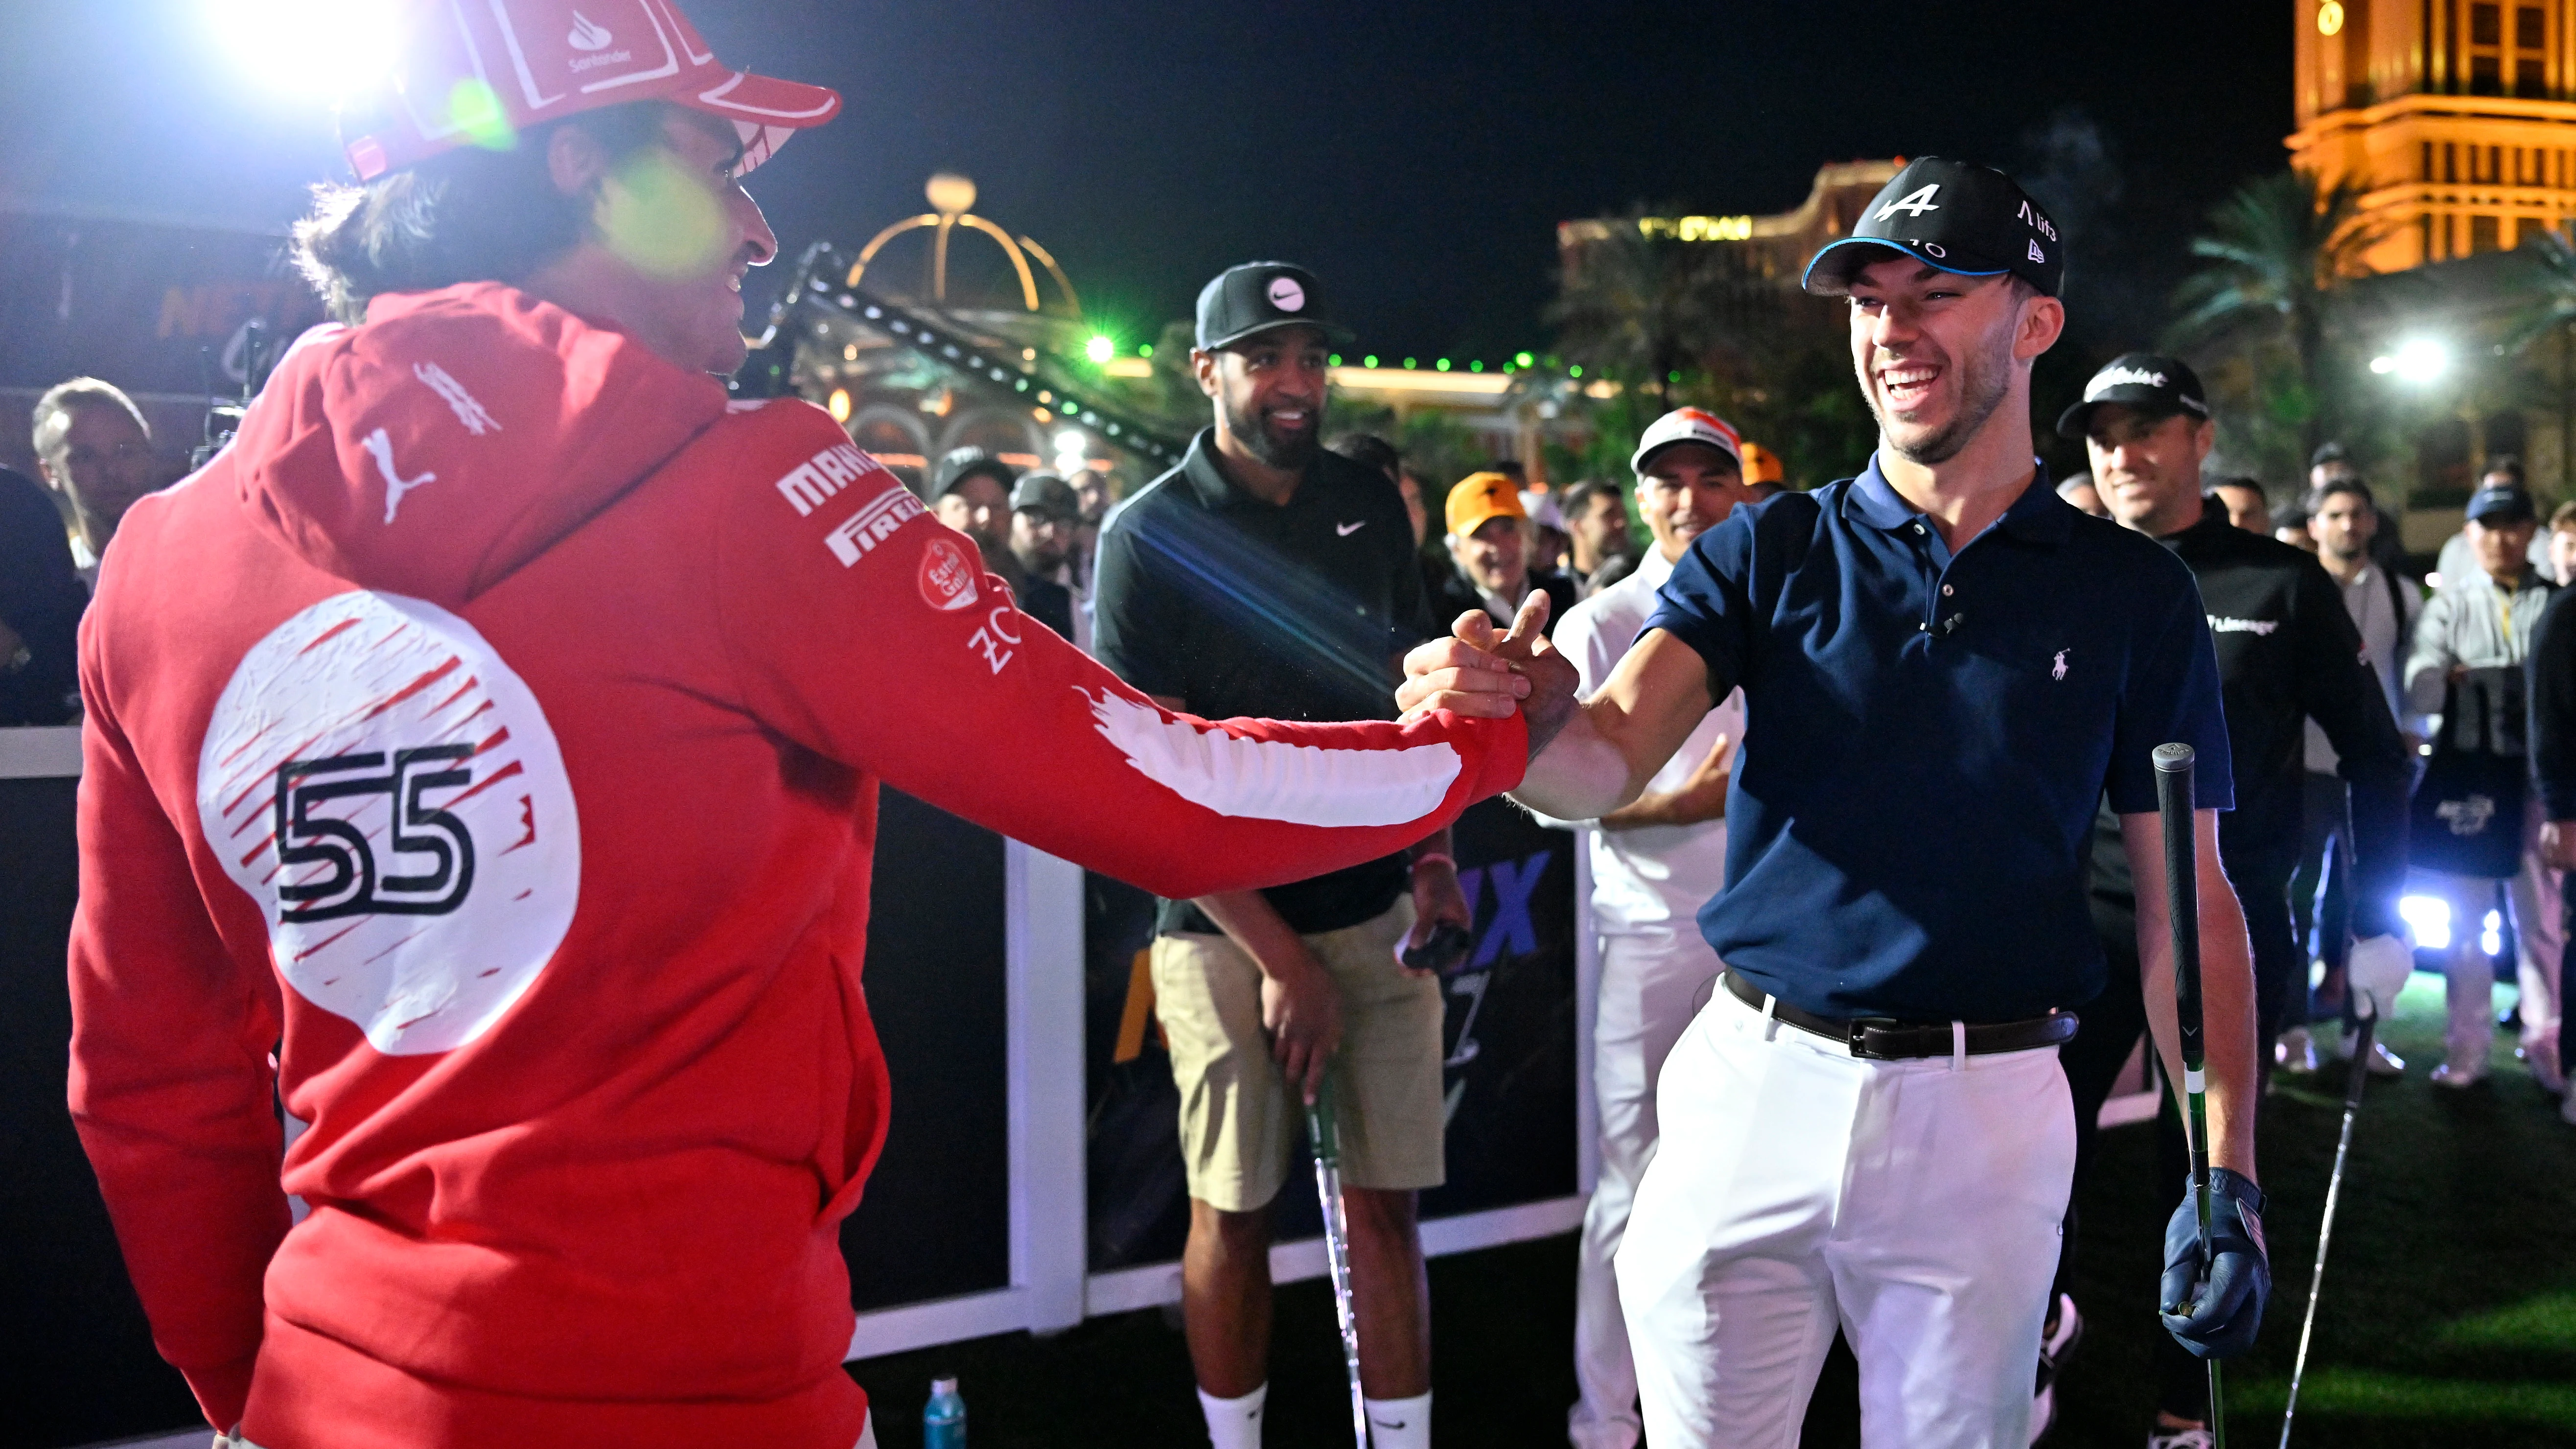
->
<box><xmin>340</xmin><ymin>0</ymin><xmax>841</xmax><ymax>182</ymax></box>
<box><xmin>1630</xmin><ymin>407</ymin><xmax>1744</xmax><ymax>476</ymax></box>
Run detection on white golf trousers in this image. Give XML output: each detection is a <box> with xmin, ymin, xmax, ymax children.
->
<box><xmin>1617</xmin><ymin>984</ymin><xmax>2076</xmax><ymax>1449</ymax></box>
<box><xmin>1570</xmin><ymin>927</ymin><xmax>1724</xmax><ymax>1449</ymax></box>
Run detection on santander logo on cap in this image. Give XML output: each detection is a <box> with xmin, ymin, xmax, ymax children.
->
<box><xmin>341</xmin><ymin>0</ymin><xmax>842</xmax><ymax>182</ymax></box>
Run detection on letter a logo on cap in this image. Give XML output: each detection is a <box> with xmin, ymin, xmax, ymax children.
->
<box><xmin>1876</xmin><ymin>184</ymin><xmax>1941</xmax><ymax>220</ymax></box>
<box><xmin>1267</xmin><ymin>276</ymin><xmax>1306</xmax><ymax>312</ymax></box>
<box><xmin>2029</xmin><ymin>239</ymin><xmax>2046</xmax><ymax>263</ymax></box>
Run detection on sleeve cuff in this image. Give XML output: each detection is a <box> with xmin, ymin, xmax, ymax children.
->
<box><xmin>182</xmin><ymin>1350</ymin><xmax>260</xmax><ymax>1432</ymax></box>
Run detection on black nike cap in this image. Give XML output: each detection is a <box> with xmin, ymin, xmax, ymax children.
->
<box><xmin>2057</xmin><ymin>353</ymin><xmax>2210</xmax><ymax>439</ymax></box>
<box><xmin>1195</xmin><ymin>262</ymin><xmax>1356</xmax><ymax>351</ymax></box>
<box><xmin>1803</xmin><ymin>157</ymin><xmax>2065</xmax><ymax>299</ymax></box>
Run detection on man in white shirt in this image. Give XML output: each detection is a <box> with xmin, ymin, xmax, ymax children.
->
<box><xmin>1545</xmin><ymin>408</ymin><xmax>1755</xmax><ymax>1449</ymax></box>
<box><xmin>2284</xmin><ymin>476</ymin><xmax>2420</xmax><ymax>1077</ymax></box>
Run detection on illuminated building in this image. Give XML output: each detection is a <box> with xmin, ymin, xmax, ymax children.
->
<box><xmin>2291</xmin><ymin>0</ymin><xmax>2576</xmax><ymax>268</ymax></box>
<box><xmin>1555</xmin><ymin>160</ymin><xmax>1904</xmax><ymax>285</ymax></box>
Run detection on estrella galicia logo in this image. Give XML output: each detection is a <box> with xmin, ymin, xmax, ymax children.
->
<box><xmin>274</xmin><ymin>746</ymin><xmax>477</xmax><ymax>921</ymax></box>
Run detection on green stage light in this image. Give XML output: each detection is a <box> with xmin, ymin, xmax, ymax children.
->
<box><xmin>1138</xmin><ymin>344</ymin><xmax>1154</xmax><ymax>358</ymax></box>
<box><xmin>1329</xmin><ymin>353</ymin><xmax>1342</xmax><ymax>366</ymax></box>
<box><xmin>1469</xmin><ymin>360</ymin><xmax>1483</xmax><ymax>373</ymax></box>
<box><xmin>1403</xmin><ymin>357</ymin><xmax>1417</xmax><ymax>369</ymax></box>
<box><xmin>1515</xmin><ymin>351</ymin><xmax>1534</xmax><ymax>367</ymax></box>
<box><xmin>1569</xmin><ymin>365</ymin><xmax>1583</xmax><ymax>378</ymax></box>
<box><xmin>1363</xmin><ymin>354</ymin><xmax>1379</xmax><ymax>367</ymax></box>
<box><xmin>1085</xmin><ymin>335</ymin><xmax>1114</xmax><ymax>363</ymax></box>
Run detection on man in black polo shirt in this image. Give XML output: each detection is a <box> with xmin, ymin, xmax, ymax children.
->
<box><xmin>1092</xmin><ymin>263</ymin><xmax>1470</xmax><ymax>1449</ymax></box>
<box><xmin>1400</xmin><ymin>159</ymin><xmax>2270</xmax><ymax>1447</ymax></box>
<box><xmin>2064</xmin><ymin>354</ymin><xmax>2414</xmax><ymax>1447</ymax></box>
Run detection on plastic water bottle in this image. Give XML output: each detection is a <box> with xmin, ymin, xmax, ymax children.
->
<box><xmin>924</xmin><ymin>1376</ymin><xmax>967</xmax><ymax>1449</ymax></box>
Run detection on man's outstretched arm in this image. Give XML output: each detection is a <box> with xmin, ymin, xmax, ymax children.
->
<box><xmin>1396</xmin><ymin>607</ymin><xmax>1713</xmax><ymax>822</ymax></box>
<box><xmin>712</xmin><ymin>409</ymin><xmax>1532</xmax><ymax>901</ymax></box>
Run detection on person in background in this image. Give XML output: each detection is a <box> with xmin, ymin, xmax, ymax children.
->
<box><xmin>2272</xmin><ymin>498</ymin><xmax>2315</xmax><ymax>551</ymax></box>
<box><xmin>929</xmin><ymin>447</ymin><xmax>1021</xmax><ymax>586</ymax></box>
<box><xmin>1557</xmin><ymin>476</ymin><xmax>1636</xmax><ymax>591</ymax></box>
<box><xmin>2282</xmin><ymin>476</ymin><xmax>2421</xmax><ymax>1079</ymax></box>
<box><xmin>1005</xmin><ymin>470</ymin><xmax>1080</xmax><ymax>644</ymax></box>
<box><xmin>2073</xmin><ymin>352</ymin><xmax>2411</xmax><ymax>1447</ymax></box>
<box><xmin>1525</xmin><ymin>488</ymin><xmax>1574</xmax><ymax>578</ymax></box>
<box><xmin>1435</xmin><ymin>472</ymin><xmax>1578</xmax><ymax>638</ymax></box>
<box><xmin>2548</xmin><ymin>501</ymin><xmax>2576</xmax><ymax>585</ymax></box>
<box><xmin>1091</xmin><ymin>262</ymin><xmax>1469</xmax><ymax>1449</ymax></box>
<box><xmin>0</xmin><ymin>466</ymin><xmax>87</xmax><ymax>725</ymax></box>
<box><xmin>2436</xmin><ymin>458</ymin><xmax>2553</xmax><ymax>586</ymax></box>
<box><xmin>2210</xmin><ymin>474</ymin><xmax>2270</xmax><ymax>533</ymax></box>
<box><xmin>30</xmin><ymin>376</ymin><xmax>160</xmax><ymax>591</ymax></box>
<box><xmin>2406</xmin><ymin>480</ymin><xmax>2560</xmax><ymax>1087</ymax></box>
<box><xmin>2523</xmin><ymin>556</ymin><xmax>2576</xmax><ymax>1121</ymax></box>
<box><xmin>2055</xmin><ymin>469</ymin><xmax>2108</xmax><ymax>517</ymax></box>
<box><xmin>1540</xmin><ymin>407</ymin><xmax>1755</xmax><ymax>1449</ymax></box>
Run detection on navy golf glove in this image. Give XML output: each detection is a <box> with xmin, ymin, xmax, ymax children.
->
<box><xmin>2160</xmin><ymin>1166</ymin><xmax>2269</xmax><ymax>1358</ymax></box>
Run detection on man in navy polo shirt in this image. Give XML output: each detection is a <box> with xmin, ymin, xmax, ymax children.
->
<box><xmin>1400</xmin><ymin>158</ymin><xmax>2269</xmax><ymax>1447</ymax></box>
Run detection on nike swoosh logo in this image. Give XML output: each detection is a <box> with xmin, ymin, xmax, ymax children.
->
<box><xmin>1337</xmin><ymin>520</ymin><xmax>1366</xmax><ymax>536</ymax></box>
<box><xmin>1371</xmin><ymin>1418</ymin><xmax>1407</xmax><ymax>1428</ymax></box>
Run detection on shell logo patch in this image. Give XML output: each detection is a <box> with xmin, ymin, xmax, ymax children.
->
<box><xmin>197</xmin><ymin>591</ymin><xmax>580</xmax><ymax>1056</ymax></box>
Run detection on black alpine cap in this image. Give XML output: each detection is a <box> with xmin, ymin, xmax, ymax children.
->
<box><xmin>2056</xmin><ymin>353</ymin><xmax>2210</xmax><ymax>440</ymax></box>
<box><xmin>1195</xmin><ymin>262</ymin><xmax>1356</xmax><ymax>351</ymax></box>
<box><xmin>1803</xmin><ymin>157</ymin><xmax>2065</xmax><ymax>299</ymax></box>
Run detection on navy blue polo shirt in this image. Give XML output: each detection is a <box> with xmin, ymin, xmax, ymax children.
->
<box><xmin>1643</xmin><ymin>456</ymin><xmax>2232</xmax><ymax>1022</ymax></box>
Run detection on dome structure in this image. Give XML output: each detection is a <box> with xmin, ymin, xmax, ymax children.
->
<box><xmin>847</xmin><ymin>173</ymin><xmax>1082</xmax><ymax>316</ymax></box>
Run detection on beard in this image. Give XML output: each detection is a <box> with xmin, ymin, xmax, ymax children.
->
<box><xmin>1866</xmin><ymin>329</ymin><xmax>2013</xmax><ymax>468</ymax></box>
<box><xmin>1224</xmin><ymin>392</ymin><xmax>1322</xmax><ymax>472</ymax></box>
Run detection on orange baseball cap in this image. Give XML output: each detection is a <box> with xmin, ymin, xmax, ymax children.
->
<box><xmin>339</xmin><ymin>0</ymin><xmax>842</xmax><ymax>182</ymax></box>
<box><xmin>1446</xmin><ymin>472</ymin><xmax>1528</xmax><ymax>537</ymax></box>
<box><xmin>1740</xmin><ymin>441</ymin><xmax>1786</xmax><ymax>485</ymax></box>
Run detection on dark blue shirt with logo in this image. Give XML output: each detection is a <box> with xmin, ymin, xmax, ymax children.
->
<box><xmin>1643</xmin><ymin>455</ymin><xmax>2232</xmax><ymax>1022</ymax></box>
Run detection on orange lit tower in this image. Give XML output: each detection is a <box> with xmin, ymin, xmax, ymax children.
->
<box><xmin>2290</xmin><ymin>0</ymin><xmax>2576</xmax><ymax>268</ymax></box>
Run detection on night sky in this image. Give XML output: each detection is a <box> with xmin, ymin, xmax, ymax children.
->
<box><xmin>1</xmin><ymin>0</ymin><xmax>2296</xmax><ymax>361</ymax></box>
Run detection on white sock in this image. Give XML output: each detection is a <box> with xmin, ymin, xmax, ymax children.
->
<box><xmin>1197</xmin><ymin>1383</ymin><xmax>1266</xmax><ymax>1449</ymax></box>
<box><xmin>1365</xmin><ymin>1391</ymin><xmax>1432</xmax><ymax>1449</ymax></box>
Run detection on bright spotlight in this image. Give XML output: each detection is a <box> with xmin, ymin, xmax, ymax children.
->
<box><xmin>1085</xmin><ymin>335</ymin><xmax>1114</xmax><ymax>364</ymax></box>
<box><xmin>1053</xmin><ymin>431</ymin><xmax>1085</xmax><ymax>456</ymax></box>
<box><xmin>2371</xmin><ymin>337</ymin><xmax>2449</xmax><ymax>384</ymax></box>
<box><xmin>2482</xmin><ymin>909</ymin><xmax>2503</xmax><ymax>958</ymax></box>
<box><xmin>209</xmin><ymin>0</ymin><xmax>401</xmax><ymax>98</ymax></box>
<box><xmin>2399</xmin><ymin>894</ymin><xmax>2450</xmax><ymax>950</ymax></box>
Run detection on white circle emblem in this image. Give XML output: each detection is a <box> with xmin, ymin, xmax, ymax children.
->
<box><xmin>198</xmin><ymin>591</ymin><xmax>580</xmax><ymax>1055</ymax></box>
<box><xmin>1266</xmin><ymin>275</ymin><xmax>1307</xmax><ymax>313</ymax></box>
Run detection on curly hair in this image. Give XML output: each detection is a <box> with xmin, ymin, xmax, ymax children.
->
<box><xmin>291</xmin><ymin>103</ymin><xmax>669</xmax><ymax>324</ymax></box>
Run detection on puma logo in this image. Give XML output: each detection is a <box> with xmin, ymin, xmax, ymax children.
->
<box><xmin>363</xmin><ymin>428</ymin><xmax>438</xmax><ymax>524</ymax></box>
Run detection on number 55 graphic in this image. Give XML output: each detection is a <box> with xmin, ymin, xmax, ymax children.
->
<box><xmin>274</xmin><ymin>746</ymin><xmax>478</xmax><ymax>922</ymax></box>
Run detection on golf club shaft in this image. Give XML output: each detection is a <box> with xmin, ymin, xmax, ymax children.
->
<box><xmin>1307</xmin><ymin>1077</ymin><xmax>1369</xmax><ymax>1449</ymax></box>
<box><xmin>2277</xmin><ymin>1012</ymin><xmax>2377</xmax><ymax>1448</ymax></box>
<box><xmin>2154</xmin><ymin>744</ymin><xmax>2227</xmax><ymax>1449</ymax></box>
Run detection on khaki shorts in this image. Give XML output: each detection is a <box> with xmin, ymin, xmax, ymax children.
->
<box><xmin>1152</xmin><ymin>898</ymin><xmax>1447</xmax><ymax>1212</ymax></box>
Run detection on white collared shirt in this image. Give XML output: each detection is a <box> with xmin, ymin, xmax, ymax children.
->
<box><xmin>1540</xmin><ymin>546</ymin><xmax>1741</xmax><ymax>935</ymax></box>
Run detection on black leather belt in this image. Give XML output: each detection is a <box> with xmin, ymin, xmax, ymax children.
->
<box><xmin>1722</xmin><ymin>970</ymin><xmax>2078</xmax><ymax>1060</ymax></box>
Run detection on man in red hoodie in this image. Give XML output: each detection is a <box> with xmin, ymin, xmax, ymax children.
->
<box><xmin>65</xmin><ymin>5</ymin><xmax>1543</xmax><ymax>1446</ymax></box>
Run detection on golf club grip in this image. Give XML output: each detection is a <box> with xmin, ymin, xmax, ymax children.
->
<box><xmin>2153</xmin><ymin>744</ymin><xmax>2205</xmax><ymax>1071</ymax></box>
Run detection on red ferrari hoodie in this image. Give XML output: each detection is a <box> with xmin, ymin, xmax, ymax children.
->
<box><xmin>66</xmin><ymin>282</ymin><xmax>1524</xmax><ymax>1449</ymax></box>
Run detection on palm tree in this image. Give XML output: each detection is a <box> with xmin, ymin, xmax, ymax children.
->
<box><xmin>2168</xmin><ymin>170</ymin><xmax>2384</xmax><ymax>459</ymax></box>
<box><xmin>1547</xmin><ymin>209</ymin><xmax>1738</xmax><ymax>414</ymax></box>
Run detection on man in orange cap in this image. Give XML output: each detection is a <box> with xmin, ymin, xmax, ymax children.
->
<box><xmin>1434</xmin><ymin>471</ymin><xmax>1578</xmax><ymax>637</ymax></box>
<box><xmin>64</xmin><ymin>7</ymin><xmax>1536</xmax><ymax>1447</ymax></box>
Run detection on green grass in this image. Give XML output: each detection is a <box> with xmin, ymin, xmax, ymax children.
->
<box><xmin>848</xmin><ymin>975</ymin><xmax>2576</xmax><ymax>1446</ymax></box>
